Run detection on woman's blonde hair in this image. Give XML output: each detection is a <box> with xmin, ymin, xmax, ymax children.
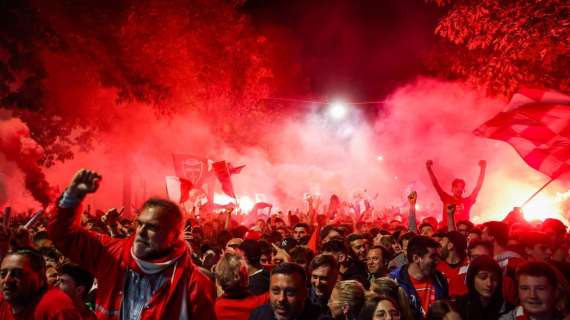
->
<box><xmin>215</xmin><ymin>252</ymin><xmax>248</xmax><ymax>293</ymax></box>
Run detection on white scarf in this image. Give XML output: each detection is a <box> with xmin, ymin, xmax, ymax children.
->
<box><xmin>130</xmin><ymin>246</ymin><xmax>181</xmax><ymax>275</ymax></box>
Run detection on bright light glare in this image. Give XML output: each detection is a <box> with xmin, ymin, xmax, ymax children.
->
<box><xmin>328</xmin><ymin>102</ymin><xmax>348</xmax><ymax>119</ymax></box>
<box><xmin>479</xmin><ymin>183</ymin><xmax>568</xmax><ymax>225</ymax></box>
<box><xmin>213</xmin><ymin>193</ymin><xmax>254</xmax><ymax>212</ymax></box>
<box><xmin>377</xmin><ymin>155</ymin><xmax>384</xmax><ymax>161</ymax></box>
<box><xmin>523</xmin><ymin>194</ymin><xmax>561</xmax><ymax>222</ymax></box>
<box><xmin>239</xmin><ymin>196</ymin><xmax>254</xmax><ymax>212</ymax></box>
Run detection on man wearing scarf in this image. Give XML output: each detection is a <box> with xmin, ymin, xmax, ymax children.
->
<box><xmin>48</xmin><ymin>169</ymin><xmax>217</xmax><ymax>320</ymax></box>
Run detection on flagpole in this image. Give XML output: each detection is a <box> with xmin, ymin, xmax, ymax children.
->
<box><xmin>520</xmin><ymin>176</ymin><xmax>557</xmax><ymax>208</ymax></box>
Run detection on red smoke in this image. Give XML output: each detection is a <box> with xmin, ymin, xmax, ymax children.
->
<box><xmin>0</xmin><ymin>114</ymin><xmax>55</xmax><ymax>208</ymax></box>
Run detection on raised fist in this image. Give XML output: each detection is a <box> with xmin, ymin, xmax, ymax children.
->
<box><xmin>479</xmin><ymin>160</ymin><xmax>487</xmax><ymax>168</ymax></box>
<box><xmin>426</xmin><ymin>160</ymin><xmax>433</xmax><ymax>168</ymax></box>
<box><xmin>68</xmin><ymin>169</ymin><xmax>102</xmax><ymax>198</ymax></box>
<box><xmin>408</xmin><ymin>191</ymin><xmax>417</xmax><ymax>206</ymax></box>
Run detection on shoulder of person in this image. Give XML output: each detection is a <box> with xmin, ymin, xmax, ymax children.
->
<box><xmin>248</xmin><ymin>303</ymin><xmax>274</xmax><ymax>320</ymax></box>
<box><xmin>36</xmin><ymin>288</ymin><xmax>81</xmax><ymax>318</ymax></box>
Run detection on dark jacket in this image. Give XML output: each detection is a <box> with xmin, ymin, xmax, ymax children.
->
<box><xmin>308</xmin><ymin>287</ymin><xmax>331</xmax><ymax>317</ymax></box>
<box><xmin>248</xmin><ymin>268</ymin><xmax>270</xmax><ymax>295</ymax></box>
<box><xmin>389</xmin><ymin>264</ymin><xmax>448</xmax><ymax>319</ymax></box>
<box><xmin>248</xmin><ymin>300</ymin><xmax>331</xmax><ymax>320</ymax></box>
<box><xmin>341</xmin><ymin>260</ymin><xmax>369</xmax><ymax>289</ymax></box>
<box><xmin>455</xmin><ymin>294</ymin><xmax>510</xmax><ymax>320</ymax></box>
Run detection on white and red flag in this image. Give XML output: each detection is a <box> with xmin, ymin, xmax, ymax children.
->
<box><xmin>165</xmin><ymin>176</ymin><xmax>193</xmax><ymax>204</ymax></box>
<box><xmin>474</xmin><ymin>87</ymin><xmax>570</xmax><ymax>178</ymax></box>
<box><xmin>172</xmin><ymin>154</ymin><xmax>209</xmax><ymax>186</ymax></box>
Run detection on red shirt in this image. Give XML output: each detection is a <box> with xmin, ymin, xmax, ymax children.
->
<box><xmin>215</xmin><ymin>292</ymin><xmax>269</xmax><ymax>320</ymax></box>
<box><xmin>447</xmin><ymin>264</ymin><xmax>470</xmax><ymax>297</ymax></box>
<box><xmin>440</xmin><ymin>193</ymin><xmax>475</xmax><ymax>227</ymax></box>
<box><xmin>409</xmin><ymin>274</ymin><xmax>436</xmax><ymax>315</ymax></box>
<box><xmin>0</xmin><ymin>288</ymin><xmax>81</xmax><ymax>320</ymax></box>
<box><xmin>436</xmin><ymin>259</ymin><xmax>466</xmax><ymax>279</ymax></box>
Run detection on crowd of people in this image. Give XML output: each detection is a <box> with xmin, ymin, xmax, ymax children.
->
<box><xmin>0</xmin><ymin>164</ymin><xmax>569</xmax><ymax>320</ymax></box>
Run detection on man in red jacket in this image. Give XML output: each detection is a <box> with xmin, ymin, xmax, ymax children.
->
<box><xmin>0</xmin><ymin>249</ymin><xmax>81</xmax><ymax>319</ymax></box>
<box><xmin>48</xmin><ymin>169</ymin><xmax>217</xmax><ymax>320</ymax></box>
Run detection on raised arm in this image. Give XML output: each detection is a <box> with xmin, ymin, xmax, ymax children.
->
<box><xmin>468</xmin><ymin>160</ymin><xmax>487</xmax><ymax>200</ymax></box>
<box><xmin>426</xmin><ymin>160</ymin><xmax>446</xmax><ymax>199</ymax></box>
<box><xmin>407</xmin><ymin>191</ymin><xmax>418</xmax><ymax>232</ymax></box>
<box><xmin>447</xmin><ymin>204</ymin><xmax>456</xmax><ymax>231</ymax></box>
<box><xmin>48</xmin><ymin>169</ymin><xmax>119</xmax><ymax>276</ymax></box>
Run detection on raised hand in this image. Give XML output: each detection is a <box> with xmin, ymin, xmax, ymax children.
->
<box><xmin>447</xmin><ymin>204</ymin><xmax>456</xmax><ymax>215</ymax></box>
<box><xmin>67</xmin><ymin>169</ymin><xmax>102</xmax><ymax>198</ymax></box>
<box><xmin>479</xmin><ymin>160</ymin><xmax>487</xmax><ymax>168</ymax></box>
<box><xmin>408</xmin><ymin>191</ymin><xmax>417</xmax><ymax>206</ymax></box>
<box><xmin>426</xmin><ymin>160</ymin><xmax>433</xmax><ymax>169</ymax></box>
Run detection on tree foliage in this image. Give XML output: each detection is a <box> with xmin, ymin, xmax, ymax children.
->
<box><xmin>1</xmin><ymin>0</ymin><xmax>289</xmax><ymax>166</ymax></box>
<box><xmin>427</xmin><ymin>0</ymin><xmax>570</xmax><ymax>97</ymax></box>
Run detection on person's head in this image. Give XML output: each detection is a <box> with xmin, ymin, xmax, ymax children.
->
<box><xmin>407</xmin><ymin>236</ymin><xmax>440</xmax><ymax>278</ymax></box>
<box><xmin>225</xmin><ymin>238</ymin><xmax>243</xmax><ymax>252</ymax></box>
<box><xmin>439</xmin><ymin>231</ymin><xmax>467</xmax><ymax>261</ymax></box>
<box><xmin>347</xmin><ymin>233</ymin><xmax>370</xmax><ymax>263</ymax></box>
<box><xmin>327</xmin><ymin>280</ymin><xmax>365</xmax><ymax>320</ymax></box>
<box><xmin>238</xmin><ymin>239</ymin><xmax>262</xmax><ymax>268</ymax></box>
<box><xmin>320</xmin><ymin>226</ymin><xmax>342</xmax><ymax>244</ymax></box>
<box><xmin>269</xmin><ymin>262</ymin><xmax>308</xmax><ymax>320</ymax></box>
<box><xmin>456</xmin><ymin>220</ymin><xmax>474</xmax><ymax>237</ymax></box>
<box><xmin>289</xmin><ymin>246</ymin><xmax>314</xmax><ymax>271</ymax></box>
<box><xmin>451</xmin><ymin>179</ymin><xmax>466</xmax><ymax>197</ymax></box>
<box><xmin>368</xmin><ymin>277</ymin><xmax>412</xmax><ymax>316</ymax></box>
<box><xmin>373</xmin><ymin>296</ymin><xmax>401</xmax><ymax>320</ymax></box>
<box><xmin>33</xmin><ymin>231</ymin><xmax>53</xmax><ymax>249</ymax></box>
<box><xmin>516</xmin><ymin>261</ymin><xmax>560</xmax><ymax>318</ymax></box>
<box><xmin>467</xmin><ymin>239</ymin><xmax>493</xmax><ymax>262</ymax></box>
<box><xmin>258</xmin><ymin>240</ymin><xmax>272</xmax><ymax>266</ymax></box>
<box><xmin>308</xmin><ymin>254</ymin><xmax>339</xmax><ymax>298</ymax></box>
<box><xmin>38</xmin><ymin>246</ymin><xmax>62</xmax><ymax>269</ymax></box>
<box><xmin>482</xmin><ymin>221</ymin><xmax>509</xmax><ymax>248</ymax></box>
<box><xmin>419</xmin><ymin>223</ymin><xmax>435</xmax><ymax>237</ymax></box>
<box><xmin>215</xmin><ymin>252</ymin><xmax>249</xmax><ymax>294</ymax></box>
<box><xmin>520</xmin><ymin>232</ymin><xmax>553</xmax><ymax>261</ymax></box>
<box><xmin>0</xmin><ymin>249</ymin><xmax>47</xmax><ymax>306</ymax></box>
<box><xmin>541</xmin><ymin>218</ymin><xmax>567</xmax><ymax>241</ymax></box>
<box><xmin>426</xmin><ymin>300</ymin><xmax>461</xmax><ymax>320</ymax></box>
<box><xmin>466</xmin><ymin>256</ymin><xmax>502</xmax><ymax>302</ymax></box>
<box><xmin>273</xmin><ymin>218</ymin><xmax>286</xmax><ymax>229</ymax></box>
<box><xmin>57</xmin><ymin>263</ymin><xmax>94</xmax><ymax>302</ymax></box>
<box><xmin>321</xmin><ymin>239</ymin><xmax>349</xmax><ymax>266</ymax></box>
<box><xmin>467</xmin><ymin>227</ymin><xmax>481</xmax><ymax>243</ymax></box>
<box><xmin>133</xmin><ymin>198</ymin><xmax>183</xmax><ymax>259</ymax></box>
<box><xmin>292</xmin><ymin>223</ymin><xmax>309</xmax><ymax>242</ymax></box>
<box><xmin>367</xmin><ymin>246</ymin><xmax>388</xmax><ymax>276</ymax></box>
<box><xmin>46</xmin><ymin>265</ymin><xmax>58</xmax><ymax>287</ymax></box>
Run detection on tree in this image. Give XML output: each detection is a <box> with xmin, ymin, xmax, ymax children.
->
<box><xmin>427</xmin><ymin>0</ymin><xmax>570</xmax><ymax>97</ymax></box>
<box><xmin>1</xmin><ymin>0</ymin><xmax>284</xmax><ymax>166</ymax></box>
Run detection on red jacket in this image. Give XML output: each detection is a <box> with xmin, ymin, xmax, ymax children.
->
<box><xmin>215</xmin><ymin>293</ymin><xmax>268</xmax><ymax>320</ymax></box>
<box><xmin>0</xmin><ymin>288</ymin><xmax>81</xmax><ymax>320</ymax></box>
<box><xmin>48</xmin><ymin>206</ymin><xmax>217</xmax><ymax>320</ymax></box>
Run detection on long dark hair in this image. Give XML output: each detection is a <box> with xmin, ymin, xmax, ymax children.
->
<box><xmin>466</xmin><ymin>255</ymin><xmax>504</xmax><ymax>308</ymax></box>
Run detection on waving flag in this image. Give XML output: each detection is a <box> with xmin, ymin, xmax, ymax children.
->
<box><xmin>172</xmin><ymin>154</ymin><xmax>208</xmax><ymax>185</ymax></box>
<box><xmin>212</xmin><ymin>161</ymin><xmax>237</xmax><ymax>198</ymax></box>
<box><xmin>165</xmin><ymin>176</ymin><xmax>194</xmax><ymax>203</ymax></box>
<box><xmin>474</xmin><ymin>87</ymin><xmax>570</xmax><ymax>178</ymax></box>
